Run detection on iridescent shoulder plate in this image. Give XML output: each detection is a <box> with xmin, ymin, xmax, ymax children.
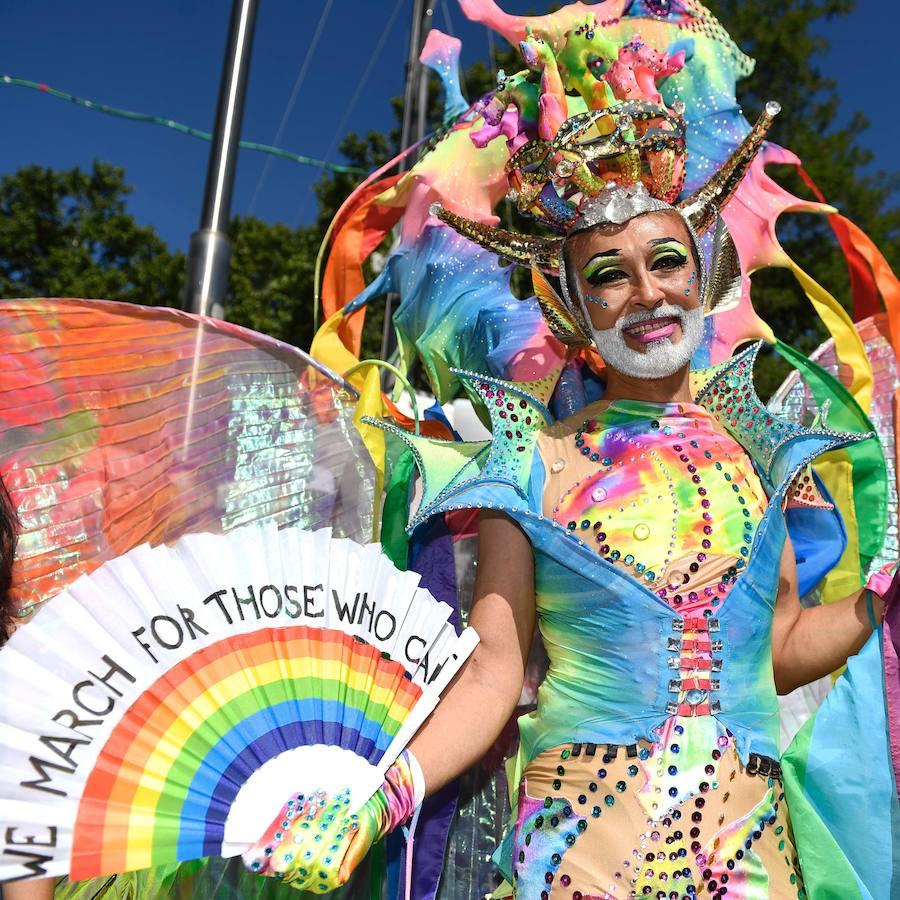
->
<box><xmin>363</xmin><ymin>369</ymin><xmax>554</xmax><ymax>530</ymax></box>
<box><xmin>691</xmin><ymin>343</ymin><xmax>872</xmax><ymax>492</ymax></box>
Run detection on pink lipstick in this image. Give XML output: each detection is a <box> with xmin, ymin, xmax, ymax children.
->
<box><xmin>623</xmin><ymin>317</ymin><xmax>680</xmax><ymax>344</ymax></box>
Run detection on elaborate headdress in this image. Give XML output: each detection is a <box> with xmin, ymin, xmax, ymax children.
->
<box><xmin>430</xmin><ymin>19</ymin><xmax>781</xmax><ymax>348</ymax></box>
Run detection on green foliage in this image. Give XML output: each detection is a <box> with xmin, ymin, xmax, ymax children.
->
<box><xmin>712</xmin><ymin>0</ymin><xmax>900</xmax><ymax>396</ymax></box>
<box><xmin>0</xmin><ymin>162</ymin><xmax>184</xmax><ymax>303</ymax></box>
<box><xmin>226</xmin><ymin>215</ymin><xmax>320</xmax><ymax>351</ymax></box>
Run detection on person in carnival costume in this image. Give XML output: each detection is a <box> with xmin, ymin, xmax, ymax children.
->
<box><xmin>1</xmin><ymin>5</ymin><xmax>898</xmax><ymax>899</ymax></box>
<box><xmin>241</xmin><ymin>40</ymin><xmax>900</xmax><ymax>900</ymax></box>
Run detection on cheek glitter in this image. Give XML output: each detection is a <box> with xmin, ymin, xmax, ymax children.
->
<box><xmin>684</xmin><ymin>271</ymin><xmax>696</xmax><ymax>296</ymax></box>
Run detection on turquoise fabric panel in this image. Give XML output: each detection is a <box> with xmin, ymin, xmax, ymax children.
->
<box><xmin>424</xmin><ymin>475</ymin><xmax>785</xmax><ymax>766</ymax></box>
<box><xmin>784</xmin><ymin>631</ymin><xmax>900</xmax><ymax>898</ymax></box>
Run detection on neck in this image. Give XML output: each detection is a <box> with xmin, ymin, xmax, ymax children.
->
<box><xmin>601</xmin><ymin>363</ymin><xmax>694</xmax><ymax>405</ymax></box>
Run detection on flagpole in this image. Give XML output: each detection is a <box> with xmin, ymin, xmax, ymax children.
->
<box><xmin>184</xmin><ymin>0</ymin><xmax>259</xmax><ymax>318</ymax></box>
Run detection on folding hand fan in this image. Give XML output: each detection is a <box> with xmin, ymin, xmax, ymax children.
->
<box><xmin>0</xmin><ymin>523</ymin><xmax>478</xmax><ymax>884</ymax></box>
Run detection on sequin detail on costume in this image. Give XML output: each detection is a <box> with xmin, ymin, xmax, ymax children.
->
<box><xmin>550</xmin><ymin>400</ymin><xmax>767</xmax><ymax>611</ymax></box>
<box><xmin>512</xmin><ymin>787</ymin><xmax>587</xmax><ymax>899</ymax></box>
<box><xmin>513</xmin><ymin>728</ymin><xmax>806</xmax><ymax>899</ymax></box>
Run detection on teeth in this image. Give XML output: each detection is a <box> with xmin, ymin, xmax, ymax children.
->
<box><xmin>625</xmin><ymin>318</ymin><xmax>677</xmax><ymax>335</ymax></box>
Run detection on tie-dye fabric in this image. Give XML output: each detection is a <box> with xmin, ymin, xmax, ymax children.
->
<box><xmin>538</xmin><ymin>400</ymin><xmax>768</xmax><ymax>616</ymax></box>
<box><xmin>513</xmin><ymin>732</ymin><xmax>802</xmax><ymax>899</ymax></box>
<box><xmin>366</xmin><ymin>348</ymin><xmax>874</xmax><ymax>897</ymax></box>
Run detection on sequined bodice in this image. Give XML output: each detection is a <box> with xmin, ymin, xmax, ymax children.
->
<box><xmin>538</xmin><ymin>399</ymin><xmax>768</xmax><ymax>616</ymax></box>
<box><xmin>372</xmin><ymin>351</ymin><xmax>863</xmax><ymax>778</ymax></box>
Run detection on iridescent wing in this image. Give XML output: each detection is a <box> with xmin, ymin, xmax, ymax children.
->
<box><xmin>0</xmin><ymin>298</ymin><xmax>374</xmax><ymax>618</ymax></box>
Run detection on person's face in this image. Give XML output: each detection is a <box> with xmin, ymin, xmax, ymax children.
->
<box><xmin>567</xmin><ymin>210</ymin><xmax>701</xmax><ymax>352</ymax></box>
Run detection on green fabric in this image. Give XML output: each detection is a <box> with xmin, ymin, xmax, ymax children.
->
<box><xmin>369</xmin><ymin>838</ymin><xmax>386</xmax><ymax>900</ymax></box>
<box><xmin>781</xmin><ymin>719</ymin><xmax>865</xmax><ymax>899</ymax></box>
<box><xmin>55</xmin><ymin>857</ymin><xmax>378</xmax><ymax>898</ymax></box>
<box><xmin>380</xmin><ymin>446</ymin><xmax>416</xmax><ymax>569</ymax></box>
<box><xmin>775</xmin><ymin>339</ymin><xmax>887</xmax><ymax>576</ymax></box>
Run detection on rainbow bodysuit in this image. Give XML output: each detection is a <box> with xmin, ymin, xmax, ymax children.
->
<box><xmin>371</xmin><ymin>344</ymin><xmax>871</xmax><ymax>899</ymax></box>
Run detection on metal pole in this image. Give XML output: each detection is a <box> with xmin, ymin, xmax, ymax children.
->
<box><xmin>381</xmin><ymin>0</ymin><xmax>436</xmax><ymax>373</ymax></box>
<box><xmin>184</xmin><ymin>0</ymin><xmax>259</xmax><ymax>318</ymax></box>
<box><xmin>398</xmin><ymin>0</ymin><xmax>426</xmax><ymax>175</ymax></box>
<box><xmin>415</xmin><ymin>2</ymin><xmax>436</xmax><ymax>147</ymax></box>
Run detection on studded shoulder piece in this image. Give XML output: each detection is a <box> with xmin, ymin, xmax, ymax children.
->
<box><xmin>363</xmin><ymin>368</ymin><xmax>557</xmax><ymax>531</ymax></box>
<box><xmin>690</xmin><ymin>342</ymin><xmax>871</xmax><ymax>496</ymax></box>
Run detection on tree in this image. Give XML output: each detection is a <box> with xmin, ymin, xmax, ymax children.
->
<box><xmin>0</xmin><ymin>162</ymin><xmax>184</xmax><ymax>304</ymax></box>
<box><xmin>227</xmin><ymin>215</ymin><xmax>321</xmax><ymax>352</ymax></box>
<box><xmin>713</xmin><ymin>0</ymin><xmax>900</xmax><ymax>396</ymax></box>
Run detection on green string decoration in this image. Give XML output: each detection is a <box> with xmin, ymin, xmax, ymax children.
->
<box><xmin>1</xmin><ymin>74</ymin><xmax>368</xmax><ymax>176</ymax></box>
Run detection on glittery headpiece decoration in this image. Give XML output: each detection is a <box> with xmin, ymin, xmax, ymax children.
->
<box><xmin>571</xmin><ymin>182</ymin><xmax>671</xmax><ymax>230</ymax></box>
<box><xmin>505</xmin><ymin>99</ymin><xmax>687</xmax><ymax>234</ymax></box>
<box><xmin>433</xmin><ymin>104</ymin><xmax>780</xmax><ymax>274</ymax></box>
<box><xmin>680</xmin><ymin>101</ymin><xmax>782</xmax><ymax>234</ymax></box>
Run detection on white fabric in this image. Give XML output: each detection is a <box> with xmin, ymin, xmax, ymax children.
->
<box><xmin>406</xmin><ymin>748</ymin><xmax>427</xmax><ymax>808</ymax></box>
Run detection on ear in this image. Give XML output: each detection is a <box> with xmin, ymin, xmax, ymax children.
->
<box><xmin>532</xmin><ymin>267</ymin><xmax>592</xmax><ymax>346</ymax></box>
<box><xmin>703</xmin><ymin>215</ymin><xmax>742</xmax><ymax>316</ymax></box>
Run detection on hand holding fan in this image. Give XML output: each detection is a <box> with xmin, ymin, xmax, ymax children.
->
<box><xmin>0</xmin><ymin>524</ymin><xmax>478</xmax><ymax>885</ymax></box>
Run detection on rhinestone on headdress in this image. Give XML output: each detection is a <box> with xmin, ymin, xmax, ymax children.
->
<box><xmin>574</xmin><ymin>183</ymin><xmax>671</xmax><ymax>229</ymax></box>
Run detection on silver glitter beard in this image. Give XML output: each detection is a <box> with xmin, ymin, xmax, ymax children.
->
<box><xmin>590</xmin><ymin>304</ymin><xmax>706</xmax><ymax>380</ymax></box>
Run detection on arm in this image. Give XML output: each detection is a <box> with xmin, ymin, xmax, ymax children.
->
<box><xmin>243</xmin><ymin>510</ymin><xmax>536</xmax><ymax>888</ymax></box>
<box><xmin>770</xmin><ymin>535</ymin><xmax>881</xmax><ymax>695</ymax></box>
<box><xmin>2</xmin><ymin>881</ymin><xmax>55</xmax><ymax>900</ymax></box>
<box><xmin>408</xmin><ymin>509</ymin><xmax>536</xmax><ymax>796</ymax></box>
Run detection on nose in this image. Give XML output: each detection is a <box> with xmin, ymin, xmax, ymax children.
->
<box><xmin>631</xmin><ymin>269</ymin><xmax>664</xmax><ymax>309</ymax></box>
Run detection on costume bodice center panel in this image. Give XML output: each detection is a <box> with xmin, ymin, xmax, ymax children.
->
<box><xmin>538</xmin><ymin>399</ymin><xmax>769</xmax><ymax>615</ymax></box>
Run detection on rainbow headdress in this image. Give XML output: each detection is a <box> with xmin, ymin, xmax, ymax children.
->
<box><xmin>430</xmin><ymin>14</ymin><xmax>781</xmax><ymax>350</ymax></box>
<box><xmin>0</xmin><ymin>524</ymin><xmax>478</xmax><ymax>883</ymax></box>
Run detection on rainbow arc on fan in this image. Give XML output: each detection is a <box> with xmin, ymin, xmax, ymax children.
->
<box><xmin>0</xmin><ymin>525</ymin><xmax>478</xmax><ymax>883</ymax></box>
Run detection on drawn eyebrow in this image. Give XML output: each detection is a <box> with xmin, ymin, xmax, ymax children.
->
<box><xmin>648</xmin><ymin>237</ymin><xmax>685</xmax><ymax>247</ymax></box>
<box><xmin>584</xmin><ymin>249</ymin><xmax>623</xmax><ymax>264</ymax></box>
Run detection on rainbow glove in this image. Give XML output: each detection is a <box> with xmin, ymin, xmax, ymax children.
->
<box><xmin>242</xmin><ymin>750</ymin><xmax>422</xmax><ymax>893</ymax></box>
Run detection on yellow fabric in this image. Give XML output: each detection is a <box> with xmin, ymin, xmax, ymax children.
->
<box><xmin>813</xmin><ymin>449</ymin><xmax>863</xmax><ymax>603</ymax></box>
<box><xmin>310</xmin><ymin>308</ymin><xmax>363</xmax><ymax>388</ymax></box>
<box><xmin>353</xmin><ymin>366</ymin><xmax>387</xmax><ymax>539</ymax></box>
<box><xmin>786</xmin><ymin>258</ymin><xmax>873</xmax><ymax>414</ymax></box>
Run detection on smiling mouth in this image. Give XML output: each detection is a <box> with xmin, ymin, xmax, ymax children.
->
<box><xmin>622</xmin><ymin>316</ymin><xmax>681</xmax><ymax>344</ymax></box>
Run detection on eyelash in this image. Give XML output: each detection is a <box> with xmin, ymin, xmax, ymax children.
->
<box><xmin>585</xmin><ymin>252</ymin><xmax>686</xmax><ymax>285</ymax></box>
<box><xmin>652</xmin><ymin>252</ymin><xmax>687</xmax><ymax>270</ymax></box>
<box><xmin>586</xmin><ymin>268</ymin><xmax>627</xmax><ymax>286</ymax></box>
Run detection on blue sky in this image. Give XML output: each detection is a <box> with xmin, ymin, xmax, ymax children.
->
<box><xmin>0</xmin><ymin>1</ymin><xmax>893</xmax><ymax>252</ymax></box>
